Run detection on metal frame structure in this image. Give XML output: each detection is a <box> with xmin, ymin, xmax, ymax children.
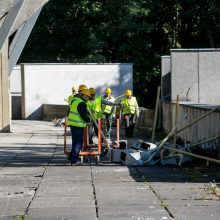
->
<box><xmin>64</xmin><ymin>118</ymin><xmax>121</xmax><ymax>163</ymax></box>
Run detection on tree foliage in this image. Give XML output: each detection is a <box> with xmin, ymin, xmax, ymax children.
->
<box><xmin>19</xmin><ymin>0</ymin><xmax>220</xmax><ymax>108</ymax></box>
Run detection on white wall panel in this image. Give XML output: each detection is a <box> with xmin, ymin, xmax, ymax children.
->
<box><xmin>21</xmin><ymin>63</ymin><xmax>133</xmax><ymax>119</ymax></box>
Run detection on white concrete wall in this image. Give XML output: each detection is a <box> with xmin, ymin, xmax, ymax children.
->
<box><xmin>9</xmin><ymin>66</ymin><xmax>22</xmax><ymax>119</ymax></box>
<box><xmin>21</xmin><ymin>63</ymin><xmax>133</xmax><ymax>119</ymax></box>
<box><xmin>199</xmin><ymin>51</ymin><xmax>220</xmax><ymax>104</ymax></box>
<box><xmin>171</xmin><ymin>50</ymin><xmax>199</xmax><ymax>102</ymax></box>
<box><xmin>170</xmin><ymin>49</ymin><xmax>220</xmax><ymax>104</ymax></box>
<box><xmin>9</xmin><ymin>65</ymin><xmax>21</xmax><ymax>93</ymax></box>
<box><xmin>161</xmin><ymin>56</ymin><xmax>171</xmax><ymax>99</ymax></box>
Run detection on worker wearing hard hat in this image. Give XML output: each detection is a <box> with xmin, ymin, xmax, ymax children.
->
<box><xmin>120</xmin><ymin>89</ymin><xmax>139</xmax><ymax>138</ymax></box>
<box><xmin>68</xmin><ymin>85</ymin><xmax>77</xmax><ymax>106</ymax></box>
<box><xmin>101</xmin><ymin>88</ymin><xmax>115</xmax><ymax>139</ymax></box>
<box><xmin>67</xmin><ymin>88</ymin><xmax>91</xmax><ymax>165</ymax></box>
<box><xmin>87</xmin><ymin>87</ymin><xmax>96</xmax><ymax>144</ymax></box>
<box><xmin>78</xmin><ymin>84</ymin><xmax>88</xmax><ymax>93</ymax></box>
<box><xmin>93</xmin><ymin>87</ymin><xmax>119</xmax><ymax>139</ymax></box>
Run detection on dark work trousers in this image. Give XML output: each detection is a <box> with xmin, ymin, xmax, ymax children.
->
<box><xmin>102</xmin><ymin>113</ymin><xmax>113</xmax><ymax>139</ymax></box>
<box><xmin>70</xmin><ymin>126</ymin><xmax>84</xmax><ymax>163</ymax></box>
<box><xmin>123</xmin><ymin>114</ymin><xmax>135</xmax><ymax>138</ymax></box>
<box><xmin>94</xmin><ymin>120</ymin><xmax>98</xmax><ymax>137</ymax></box>
<box><xmin>88</xmin><ymin>122</ymin><xmax>94</xmax><ymax>144</ymax></box>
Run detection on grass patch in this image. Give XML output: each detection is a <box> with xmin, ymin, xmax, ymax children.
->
<box><xmin>205</xmin><ymin>182</ymin><xmax>220</xmax><ymax>197</ymax></box>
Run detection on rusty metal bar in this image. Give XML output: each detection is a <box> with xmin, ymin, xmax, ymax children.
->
<box><xmin>116</xmin><ymin>118</ymin><xmax>120</xmax><ymax>148</ymax></box>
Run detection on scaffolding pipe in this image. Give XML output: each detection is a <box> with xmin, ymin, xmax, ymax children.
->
<box><xmin>173</xmin><ymin>95</ymin><xmax>179</xmax><ymax>148</ymax></box>
<box><xmin>162</xmin><ymin>145</ymin><xmax>220</xmax><ymax>165</ymax></box>
<box><xmin>189</xmin><ymin>135</ymin><xmax>220</xmax><ymax>148</ymax></box>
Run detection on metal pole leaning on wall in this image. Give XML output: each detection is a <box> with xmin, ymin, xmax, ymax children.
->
<box><xmin>173</xmin><ymin>95</ymin><xmax>179</xmax><ymax>148</ymax></box>
<box><xmin>151</xmin><ymin>86</ymin><xmax>161</xmax><ymax>143</ymax></box>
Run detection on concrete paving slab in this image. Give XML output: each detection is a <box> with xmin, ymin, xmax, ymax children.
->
<box><xmin>168</xmin><ymin>204</ymin><xmax>220</xmax><ymax>220</ymax></box>
<box><xmin>36</xmin><ymin>182</ymin><xmax>93</xmax><ymax>196</ymax></box>
<box><xmin>6</xmin><ymin>160</ymin><xmax>49</xmax><ymax>167</ymax></box>
<box><xmin>149</xmin><ymin>182</ymin><xmax>207</xmax><ymax>190</ymax></box>
<box><xmin>0</xmin><ymin>196</ymin><xmax>32</xmax><ymax>210</ymax></box>
<box><xmin>29</xmin><ymin>195</ymin><xmax>95</xmax><ymax>209</ymax></box>
<box><xmin>0</xmin><ymin>207</ymin><xmax>27</xmax><ymax>218</ymax></box>
<box><xmin>0</xmin><ymin>167</ymin><xmax>45</xmax><ymax>175</ymax></box>
<box><xmin>97</xmin><ymin>200</ymin><xmax>172</xmax><ymax>219</ymax></box>
<box><xmin>156</xmin><ymin>188</ymin><xmax>208</xmax><ymax>200</ymax></box>
<box><xmin>26</xmin><ymin>207</ymin><xmax>97</xmax><ymax>220</ymax></box>
<box><xmin>1</xmin><ymin>120</ymin><xmax>220</xmax><ymax>219</ymax></box>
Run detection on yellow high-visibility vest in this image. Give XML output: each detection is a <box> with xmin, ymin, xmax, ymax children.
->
<box><xmin>121</xmin><ymin>97</ymin><xmax>138</xmax><ymax>115</ymax></box>
<box><xmin>67</xmin><ymin>97</ymin><xmax>86</xmax><ymax>127</ymax></box>
<box><xmin>68</xmin><ymin>94</ymin><xmax>75</xmax><ymax>106</ymax></box>
<box><xmin>93</xmin><ymin>96</ymin><xmax>102</xmax><ymax>119</ymax></box>
<box><xmin>102</xmin><ymin>96</ymin><xmax>114</xmax><ymax>114</ymax></box>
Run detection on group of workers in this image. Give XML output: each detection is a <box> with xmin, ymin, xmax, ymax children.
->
<box><xmin>67</xmin><ymin>84</ymin><xmax>139</xmax><ymax>165</ymax></box>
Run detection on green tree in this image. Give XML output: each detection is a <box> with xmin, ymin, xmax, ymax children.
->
<box><xmin>19</xmin><ymin>0</ymin><xmax>220</xmax><ymax>108</ymax></box>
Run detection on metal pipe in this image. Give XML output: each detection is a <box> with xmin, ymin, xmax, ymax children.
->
<box><xmin>151</xmin><ymin>86</ymin><xmax>161</xmax><ymax>143</ymax></box>
<box><xmin>189</xmin><ymin>135</ymin><xmax>220</xmax><ymax>148</ymax></box>
<box><xmin>173</xmin><ymin>95</ymin><xmax>179</xmax><ymax>148</ymax></box>
<box><xmin>162</xmin><ymin>145</ymin><xmax>220</xmax><ymax>164</ymax></box>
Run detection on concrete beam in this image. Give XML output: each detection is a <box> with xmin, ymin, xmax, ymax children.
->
<box><xmin>0</xmin><ymin>40</ymin><xmax>10</xmax><ymax>131</ymax></box>
<box><xmin>0</xmin><ymin>0</ymin><xmax>49</xmax><ymax>131</ymax></box>
<box><xmin>9</xmin><ymin>7</ymin><xmax>42</xmax><ymax>74</ymax></box>
<box><xmin>11</xmin><ymin>0</ymin><xmax>49</xmax><ymax>34</ymax></box>
<box><xmin>0</xmin><ymin>0</ymin><xmax>18</xmax><ymax>18</ymax></box>
<box><xmin>0</xmin><ymin>0</ymin><xmax>24</xmax><ymax>52</ymax></box>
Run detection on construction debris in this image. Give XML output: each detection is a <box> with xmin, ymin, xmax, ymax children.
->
<box><xmin>52</xmin><ymin>118</ymin><xmax>65</xmax><ymax>127</ymax></box>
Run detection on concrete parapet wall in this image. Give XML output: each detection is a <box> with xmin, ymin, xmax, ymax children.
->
<box><xmin>43</xmin><ymin>104</ymin><xmax>69</xmax><ymax>121</ymax></box>
<box><xmin>162</xmin><ymin>49</ymin><xmax>220</xmax><ymax>105</ymax></box>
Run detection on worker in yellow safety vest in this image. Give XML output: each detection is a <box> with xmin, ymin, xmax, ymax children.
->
<box><xmin>101</xmin><ymin>88</ymin><xmax>115</xmax><ymax>139</ymax></box>
<box><xmin>93</xmin><ymin>88</ymin><xmax>119</xmax><ymax>139</ymax></box>
<box><xmin>67</xmin><ymin>88</ymin><xmax>91</xmax><ymax>165</ymax></box>
<box><xmin>87</xmin><ymin>87</ymin><xmax>96</xmax><ymax>144</ymax></box>
<box><xmin>120</xmin><ymin>89</ymin><xmax>139</xmax><ymax>138</ymax></box>
<box><xmin>68</xmin><ymin>85</ymin><xmax>77</xmax><ymax>106</ymax></box>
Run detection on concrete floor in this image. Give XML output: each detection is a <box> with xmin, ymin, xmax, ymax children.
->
<box><xmin>0</xmin><ymin>120</ymin><xmax>219</xmax><ymax>220</ymax></box>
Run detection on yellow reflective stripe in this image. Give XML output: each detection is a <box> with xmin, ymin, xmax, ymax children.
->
<box><xmin>69</xmin><ymin>111</ymin><xmax>81</xmax><ymax>116</ymax></box>
<box><xmin>68</xmin><ymin>118</ymin><xmax>85</xmax><ymax>124</ymax></box>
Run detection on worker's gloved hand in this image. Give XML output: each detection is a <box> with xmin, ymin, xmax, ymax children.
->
<box><xmin>116</xmin><ymin>103</ymin><xmax>122</xmax><ymax>107</ymax></box>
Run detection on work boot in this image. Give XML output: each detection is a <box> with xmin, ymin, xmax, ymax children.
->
<box><xmin>71</xmin><ymin>160</ymin><xmax>81</xmax><ymax>166</ymax></box>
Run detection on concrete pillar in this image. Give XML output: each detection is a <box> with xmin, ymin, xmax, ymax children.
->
<box><xmin>0</xmin><ymin>40</ymin><xmax>10</xmax><ymax>132</ymax></box>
